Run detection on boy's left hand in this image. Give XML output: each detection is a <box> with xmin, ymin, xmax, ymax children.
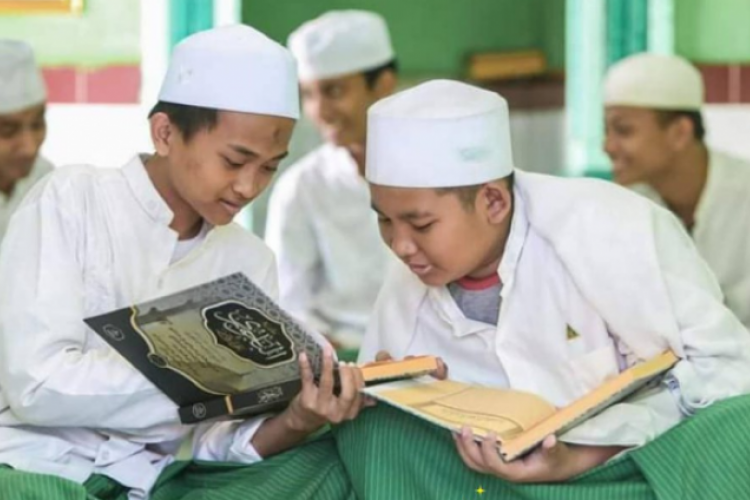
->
<box><xmin>454</xmin><ymin>427</ymin><xmax>625</xmax><ymax>483</ymax></box>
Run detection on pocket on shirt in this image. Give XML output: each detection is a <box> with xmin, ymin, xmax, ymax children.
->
<box><xmin>566</xmin><ymin>343</ymin><xmax>620</xmax><ymax>395</ymax></box>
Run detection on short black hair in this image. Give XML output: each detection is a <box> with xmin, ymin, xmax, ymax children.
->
<box><xmin>436</xmin><ymin>173</ymin><xmax>515</xmax><ymax>211</ymax></box>
<box><xmin>362</xmin><ymin>60</ymin><xmax>399</xmax><ymax>89</ymax></box>
<box><xmin>148</xmin><ymin>101</ymin><xmax>219</xmax><ymax>142</ymax></box>
<box><xmin>655</xmin><ymin>110</ymin><xmax>705</xmax><ymax>141</ymax></box>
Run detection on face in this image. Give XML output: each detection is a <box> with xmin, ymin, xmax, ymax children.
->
<box><xmin>300</xmin><ymin>72</ymin><xmax>390</xmax><ymax>147</ymax></box>
<box><xmin>0</xmin><ymin>103</ymin><xmax>47</xmax><ymax>193</ymax></box>
<box><xmin>158</xmin><ymin>111</ymin><xmax>294</xmax><ymax>227</ymax></box>
<box><xmin>603</xmin><ymin>106</ymin><xmax>681</xmax><ymax>186</ymax></box>
<box><xmin>371</xmin><ymin>183</ymin><xmax>512</xmax><ymax>287</ymax></box>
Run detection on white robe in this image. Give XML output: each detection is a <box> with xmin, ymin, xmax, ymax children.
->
<box><xmin>0</xmin><ymin>155</ymin><xmax>53</xmax><ymax>245</ymax></box>
<box><xmin>361</xmin><ymin>170</ymin><xmax>750</xmax><ymax>448</ymax></box>
<box><xmin>633</xmin><ymin>150</ymin><xmax>750</xmax><ymax>331</ymax></box>
<box><xmin>265</xmin><ymin>144</ymin><xmax>392</xmax><ymax>347</ymax></box>
<box><xmin>0</xmin><ymin>155</ymin><xmax>280</xmax><ymax>498</ymax></box>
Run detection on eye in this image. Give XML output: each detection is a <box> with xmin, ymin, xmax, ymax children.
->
<box><xmin>223</xmin><ymin>156</ymin><xmax>244</xmax><ymax>169</ymax></box>
<box><xmin>377</xmin><ymin>216</ymin><xmax>391</xmax><ymax>225</ymax></box>
<box><xmin>413</xmin><ymin>222</ymin><xmax>435</xmax><ymax>233</ymax></box>
<box><xmin>263</xmin><ymin>164</ymin><xmax>279</xmax><ymax>174</ymax></box>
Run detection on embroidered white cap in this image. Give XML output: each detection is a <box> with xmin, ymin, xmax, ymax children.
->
<box><xmin>366</xmin><ymin>79</ymin><xmax>514</xmax><ymax>188</ymax></box>
<box><xmin>604</xmin><ymin>53</ymin><xmax>704</xmax><ymax>111</ymax></box>
<box><xmin>158</xmin><ymin>24</ymin><xmax>299</xmax><ymax>119</ymax></box>
<box><xmin>288</xmin><ymin>10</ymin><xmax>394</xmax><ymax>81</ymax></box>
<box><xmin>0</xmin><ymin>40</ymin><xmax>47</xmax><ymax>114</ymax></box>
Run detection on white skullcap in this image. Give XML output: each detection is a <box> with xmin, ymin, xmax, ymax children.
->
<box><xmin>288</xmin><ymin>10</ymin><xmax>395</xmax><ymax>81</ymax></box>
<box><xmin>366</xmin><ymin>80</ymin><xmax>514</xmax><ymax>188</ymax></box>
<box><xmin>0</xmin><ymin>40</ymin><xmax>46</xmax><ymax>114</ymax></box>
<box><xmin>159</xmin><ymin>24</ymin><xmax>299</xmax><ymax>119</ymax></box>
<box><xmin>604</xmin><ymin>53</ymin><xmax>703</xmax><ymax>111</ymax></box>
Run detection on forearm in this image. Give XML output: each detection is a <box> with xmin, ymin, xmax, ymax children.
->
<box><xmin>558</xmin><ymin>444</ymin><xmax>627</xmax><ymax>480</ymax></box>
<box><xmin>250</xmin><ymin>410</ymin><xmax>321</xmax><ymax>458</ymax></box>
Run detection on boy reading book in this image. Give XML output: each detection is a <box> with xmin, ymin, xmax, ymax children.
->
<box><xmin>358</xmin><ymin>80</ymin><xmax>750</xmax><ymax>484</ymax></box>
<box><xmin>0</xmin><ymin>25</ymin><xmax>366</xmax><ymax>500</ymax></box>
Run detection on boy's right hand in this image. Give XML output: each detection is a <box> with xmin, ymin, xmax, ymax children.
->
<box><xmin>375</xmin><ymin>351</ymin><xmax>449</xmax><ymax>380</ymax></box>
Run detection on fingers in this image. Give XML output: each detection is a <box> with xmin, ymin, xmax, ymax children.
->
<box><xmin>479</xmin><ymin>433</ymin><xmax>508</xmax><ymax>474</ymax></box>
<box><xmin>298</xmin><ymin>351</ymin><xmax>315</xmax><ymax>387</ymax></box>
<box><xmin>338</xmin><ymin>364</ymin><xmax>365</xmax><ymax>421</ymax></box>
<box><xmin>317</xmin><ymin>346</ymin><xmax>335</xmax><ymax>398</ymax></box>
<box><xmin>455</xmin><ymin>426</ymin><xmax>487</xmax><ymax>473</ymax></box>
<box><xmin>433</xmin><ymin>357</ymin><xmax>449</xmax><ymax>380</ymax></box>
<box><xmin>375</xmin><ymin>350</ymin><xmax>393</xmax><ymax>362</ymax></box>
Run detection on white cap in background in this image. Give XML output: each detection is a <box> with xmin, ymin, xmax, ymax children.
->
<box><xmin>159</xmin><ymin>24</ymin><xmax>300</xmax><ymax>119</ymax></box>
<box><xmin>604</xmin><ymin>53</ymin><xmax>704</xmax><ymax>111</ymax></box>
<box><xmin>366</xmin><ymin>79</ymin><xmax>514</xmax><ymax>188</ymax></box>
<box><xmin>0</xmin><ymin>40</ymin><xmax>47</xmax><ymax>114</ymax></box>
<box><xmin>288</xmin><ymin>10</ymin><xmax>394</xmax><ymax>81</ymax></box>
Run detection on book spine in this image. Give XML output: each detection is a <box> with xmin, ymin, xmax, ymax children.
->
<box><xmin>179</xmin><ymin>379</ymin><xmax>304</xmax><ymax>424</ymax></box>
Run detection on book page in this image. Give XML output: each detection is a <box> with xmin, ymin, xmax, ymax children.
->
<box><xmin>367</xmin><ymin>379</ymin><xmax>556</xmax><ymax>440</ymax></box>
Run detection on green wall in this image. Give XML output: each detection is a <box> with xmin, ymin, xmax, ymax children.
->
<box><xmin>0</xmin><ymin>0</ymin><xmax>140</xmax><ymax>67</ymax></box>
<box><xmin>242</xmin><ymin>0</ymin><xmax>565</xmax><ymax>77</ymax></box>
<box><xmin>676</xmin><ymin>0</ymin><xmax>750</xmax><ymax>63</ymax></box>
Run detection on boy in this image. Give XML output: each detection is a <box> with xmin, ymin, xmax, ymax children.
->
<box><xmin>0</xmin><ymin>25</ymin><xmax>364</xmax><ymax>500</ymax></box>
<box><xmin>265</xmin><ymin>11</ymin><xmax>397</xmax><ymax>350</ymax></box>
<box><xmin>0</xmin><ymin>40</ymin><xmax>53</xmax><ymax>244</ymax></box>
<box><xmin>359</xmin><ymin>79</ymin><xmax>750</xmax><ymax>483</ymax></box>
<box><xmin>603</xmin><ymin>53</ymin><xmax>750</xmax><ymax>330</ymax></box>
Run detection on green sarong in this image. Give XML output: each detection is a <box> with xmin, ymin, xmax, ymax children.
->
<box><xmin>0</xmin><ymin>433</ymin><xmax>354</xmax><ymax>500</ymax></box>
<box><xmin>334</xmin><ymin>395</ymin><xmax>750</xmax><ymax>500</ymax></box>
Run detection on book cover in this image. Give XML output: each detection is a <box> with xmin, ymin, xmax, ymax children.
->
<box><xmin>364</xmin><ymin>350</ymin><xmax>679</xmax><ymax>461</ymax></box>
<box><xmin>84</xmin><ymin>273</ymin><xmax>327</xmax><ymax>423</ymax></box>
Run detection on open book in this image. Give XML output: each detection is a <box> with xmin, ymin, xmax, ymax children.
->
<box><xmin>364</xmin><ymin>350</ymin><xmax>678</xmax><ymax>462</ymax></box>
<box><xmin>84</xmin><ymin>273</ymin><xmax>438</xmax><ymax>424</ymax></box>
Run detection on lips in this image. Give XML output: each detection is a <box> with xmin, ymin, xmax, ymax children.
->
<box><xmin>220</xmin><ymin>200</ymin><xmax>243</xmax><ymax>216</ymax></box>
<box><xmin>407</xmin><ymin>262</ymin><xmax>433</xmax><ymax>276</ymax></box>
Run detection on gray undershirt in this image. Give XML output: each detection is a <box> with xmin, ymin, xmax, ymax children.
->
<box><xmin>448</xmin><ymin>281</ymin><xmax>503</xmax><ymax>325</ymax></box>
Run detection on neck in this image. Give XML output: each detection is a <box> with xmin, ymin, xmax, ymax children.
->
<box><xmin>144</xmin><ymin>155</ymin><xmax>203</xmax><ymax>240</ymax></box>
<box><xmin>345</xmin><ymin>143</ymin><xmax>367</xmax><ymax>177</ymax></box>
<box><xmin>649</xmin><ymin>143</ymin><xmax>709</xmax><ymax>229</ymax></box>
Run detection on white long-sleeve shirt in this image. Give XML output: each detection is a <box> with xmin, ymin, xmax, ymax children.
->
<box><xmin>632</xmin><ymin>150</ymin><xmax>750</xmax><ymax>330</ymax></box>
<box><xmin>361</xmin><ymin>170</ymin><xmax>750</xmax><ymax>448</ymax></box>
<box><xmin>265</xmin><ymin>144</ymin><xmax>392</xmax><ymax>347</ymax></box>
<box><xmin>0</xmin><ymin>155</ymin><xmax>53</xmax><ymax>244</ymax></box>
<box><xmin>0</xmin><ymin>155</ymin><xmax>279</xmax><ymax>499</ymax></box>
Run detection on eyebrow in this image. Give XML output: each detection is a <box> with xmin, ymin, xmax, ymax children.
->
<box><xmin>371</xmin><ymin>204</ymin><xmax>433</xmax><ymax>220</ymax></box>
<box><xmin>229</xmin><ymin>144</ymin><xmax>289</xmax><ymax>162</ymax></box>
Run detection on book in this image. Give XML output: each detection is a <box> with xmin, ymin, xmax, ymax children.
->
<box><xmin>84</xmin><ymin>273</ymin><xmax>438</xmax><ymax>424</ymax></box>
<box><xmin>363</xmin><ymin>350</ymin><xmax>679</xmax><ymax>462</ymax></box>
<box><xmin>467</xmin><ymin>49</ymin><xmax>547</xmax><ymax>81</ymax></box>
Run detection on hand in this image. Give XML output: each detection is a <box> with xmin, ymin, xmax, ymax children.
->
<box><xmin>454</xmin><ymin>427</ymin><xmax>625</xmax><ymax>483</ymax></box>
<box><xmin>375</xmin><ymin>350</ymin><xmax>449</xmax><ymax>380</ymax></box>
<box><xmin>282</xmin><ymin>346</ymin><xmax>366</xmax><ymax>433</ymax></box>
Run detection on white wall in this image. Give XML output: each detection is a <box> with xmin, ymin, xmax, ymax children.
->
<box><xmin>41</xmin><ymin>104</ymin><xmax>152</xmax><ymax>168</ymax></box>
<box><xmin>704</xmin><ymin>105</ymin><xmax>750</xmax><ymax>161</ymax></box>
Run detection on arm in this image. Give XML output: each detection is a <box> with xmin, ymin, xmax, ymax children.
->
<box><xmin>264</xmin><ymin>176</ymin><xmax>327</xmax><ymax>332</ymax></box>
<box><xmin>0</xmin><ymin>179</ymin><xmax>177</xmax><ymax>430</ymax></box>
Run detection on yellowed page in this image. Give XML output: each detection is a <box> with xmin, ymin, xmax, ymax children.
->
<box><xmin>367</xmin><ymin>379</ymin><xmax>556</xmax><ymax>440</ymax></box>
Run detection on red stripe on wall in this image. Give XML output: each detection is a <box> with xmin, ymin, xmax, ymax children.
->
<box><xmin>41</xmin><ymin>65</ymin><xmax>140</xmax><ymax>104</ymax></box>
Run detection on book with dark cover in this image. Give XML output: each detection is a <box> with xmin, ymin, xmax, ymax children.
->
<box><xmin>84</xmin><ymin>273</ymin><xmax>329</xmax><ymax>424</ymax></box>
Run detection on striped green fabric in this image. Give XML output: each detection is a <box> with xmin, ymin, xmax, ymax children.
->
<box><xmin>334</xmin><ymin>395</ymin><xmax>750</xmax><ymax>499</ymax></box>
<box><xmin>0</xmin><ymin>433</ymin><xmax>354</xmax><ymax>500</ymax></box>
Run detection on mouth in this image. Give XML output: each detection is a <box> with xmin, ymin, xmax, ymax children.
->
<box><xmin>407</xmin><ymin>262</ymin><xmax>433</xmax><ymax>276</ymax></box>
<box><xmin>219</xmin><ymin>200</ymin><xmax>243</xmax><ymax>216</ymax></box>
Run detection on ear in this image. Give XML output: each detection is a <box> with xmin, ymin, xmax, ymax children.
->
<box><xmin>478</xmin><ymin>181</ymin><xmax>512</xmax><ymax>225</ymax></box>
<box><xmin>149</xmin><ymin>112</ymin><xmax>177</xmax><ymax>157</ymax></box>
<box><xmin>666</xmin><ymin>116</ymin><xmax>695</xmax><ymax>152</ymax></box>
<box><xmin>372</xmin><ymin>69</ymin><xmax>397</xmax><ymax>99</ymax></box>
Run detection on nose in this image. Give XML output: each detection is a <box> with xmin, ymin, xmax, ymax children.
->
<box><xmin>233</xmin><ymin>169</ymin><xmax>261</xmax><ymax>202</ymax></box>
<box><xmin>305</xmin><ymin>95</ymin><xmax>335</xmax><ymax>125</ymax></box>
<box><xmin>17</xmin><ymin>129</ymin><xmax>41</xmax><ymax>159</ymax></box>
<box><xmin>390</xmin><ymin>229</ymin><xmax>418</xmax><ymax>260</ymax></box>
<box><xmin>603</xmin><ymin>133</ymin><xmax>617</xmax><ymax>158</ymax></box>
